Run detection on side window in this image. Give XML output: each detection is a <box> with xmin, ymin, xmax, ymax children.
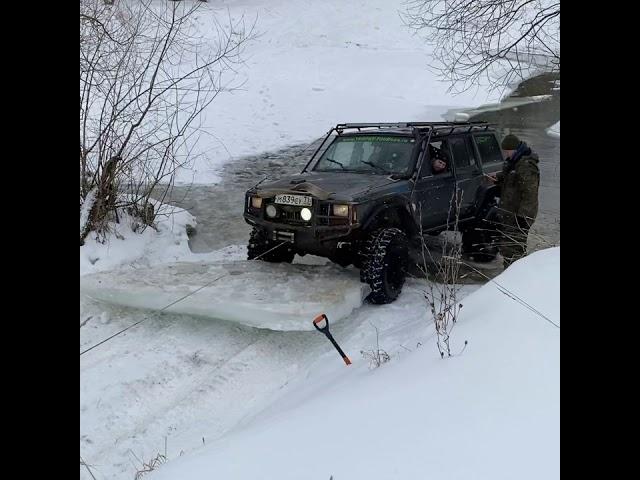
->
<box><xmin>422</xmin><ymin>140</ymin><xmax>451</xmax><ymax>177</ymax></box>
<box><xmin>450</xmin><ymin>137</ymin><xmax>472</xmax><ymax>169</ymax></box>
<box><xmin>474</xmin><ymin>134</ymin><xmax>503</xmax><ymax>166</ymax></box>
<box><xmin>465</xmin><ymin>136</ymin><xmax>479</xmax><ymax>168</ymax></box>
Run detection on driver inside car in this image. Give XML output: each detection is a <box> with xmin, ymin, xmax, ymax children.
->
<box><xmin>429</xmin><ymin>143</ymin><xmax>449</xmax><ymax>174</ymax></box>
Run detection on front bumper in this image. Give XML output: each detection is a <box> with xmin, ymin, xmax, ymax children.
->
<box><xmin>244</xmin><ymin>195</ymin><xmax>361</xmax><ymax>254</ymax></box>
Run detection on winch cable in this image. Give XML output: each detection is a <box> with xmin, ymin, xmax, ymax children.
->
<box><xmin>459</xmin><ymin>260</ymin><xmax>559</xmax><ymax>329</ymax></box>
<box><xmin>250</xmin><ymin>240</ymin><xmax>291</xmax><ymax>261</ymax></box>
<box><xmin>80</xmin><ymin>273</ymin><xmax>228</xmax><ymax>356</ymax></box>
<box><xmin>80</xmin><ymin>240</ymin><xmax>292</xmax><ymax>357</ymax></box>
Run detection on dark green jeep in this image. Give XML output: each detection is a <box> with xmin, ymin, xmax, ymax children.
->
<box><xmin>244</xmin><ymin>122</ymin><xmax>504</xmax><ymax>304</ymax></box>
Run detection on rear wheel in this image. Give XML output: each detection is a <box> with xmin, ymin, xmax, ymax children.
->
<box><xmin>461</xmin><ymin>199</ymin><xmax>499</xmax><ymax>262</ymax></box>
<box><xmin>247</xmin><ymin>227</ymin><xmax>295</xmax><ymax>263</ymax></box>
<box><xmin>360</xmin><ymin>228</ymin><xmax>409</xmax><ymax>304</ymax></box>
<box><xmin>461</xmin><ymin>228</ymin><xmax>497</xmax><ymax>262</ymax></box>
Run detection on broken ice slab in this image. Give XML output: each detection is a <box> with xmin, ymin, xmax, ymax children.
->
<box><xmin>80</xmin><ymin>260</ymin><xmax>368</xmax><ymax>331</ymax></box>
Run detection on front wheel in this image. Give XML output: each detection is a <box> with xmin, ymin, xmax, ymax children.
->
<box><xmin>360</xmin><ymin>228</ymin><xmax>409</xmax><ymax>304</ymax></box>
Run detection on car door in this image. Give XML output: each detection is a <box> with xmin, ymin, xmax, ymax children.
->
<box><xmin>449</xmin><ymin>135</ymin><xmax>482</xmax><ymax>218</ymax></box>
<box><xmin>472</xmin><ymin>132</ymin><xmax>504</xmax><ymax>175</ymax></box>
<box><xmin>410</xmin><ymin>138</ymin><xmax>456</xmax><ymax>231</ymax></box>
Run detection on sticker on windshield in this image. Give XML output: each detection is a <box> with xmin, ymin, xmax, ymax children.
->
<box><xmin>341</xmin><ymin>136</ymin><xmax>414</xmax><ymax>143</ymax></box>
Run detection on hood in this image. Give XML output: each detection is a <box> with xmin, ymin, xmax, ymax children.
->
<box><xmin>254</xmin><ymin>171</ymin><xmax>400</xmax><ymax>201</ymax></box>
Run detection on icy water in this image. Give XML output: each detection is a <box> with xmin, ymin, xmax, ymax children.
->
<box><xmin>162</xmin><ymin>75</ymin><xmax>559</xmax><ymax>271</ymax></box>
<box><xmin>163</xmin><ymin>143</ymin><xmax>317</xmax><ymax>253</ymax></box>
<box><xmin>164</xmin><ymin>131</ymin><xmax>558</xmax><ymax>254</ymax></box>
<box><xmin>467</xmin><ymin>76</ymin><xmax>560</xmax><ymax>251</ymax></box>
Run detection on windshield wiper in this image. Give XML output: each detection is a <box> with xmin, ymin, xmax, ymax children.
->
<box><xmin>324</xmin><ymin>157</ymin><xmax>346</xmax><ymax>170</ymax></box>
<box><xmin>360</xmin><ymin>160</ymin><xmax>391</xmax><ymax>174</ymax></box>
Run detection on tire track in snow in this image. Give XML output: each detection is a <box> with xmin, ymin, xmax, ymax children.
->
<box><xmin>80</xmin><ymin>300</ymin><xmax>328</xmax><ymax>480</ymax></box>
<box><xmin>81</xmin><ymin>280</ymin><xmax>481</xmax><ymax>479</ymax></box>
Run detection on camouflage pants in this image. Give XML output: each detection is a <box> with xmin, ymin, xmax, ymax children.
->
<box><xmin>497</xmin><ymin>214</ymin><xmax>532</xmax><ymax>268</ymax></box>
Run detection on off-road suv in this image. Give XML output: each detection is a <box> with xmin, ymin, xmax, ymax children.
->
<box><xmin>244</xmin><ymin>122</ymin><xmax>505</xmax><ymax>304</ymax></box>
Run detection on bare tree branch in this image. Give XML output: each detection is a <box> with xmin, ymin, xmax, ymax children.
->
<box><xmin>79</xmin><ymin>0</ymin><xmax>255</xmax><ymax>244</ymax></box>
<box><xmin>402</xmin><ymin>0</ymin><xmax>560</xmax><ymax>94</ymax></box>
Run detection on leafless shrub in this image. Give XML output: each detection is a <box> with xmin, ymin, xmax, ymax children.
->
<box><xmin>80</xmin><ymin>316</ymin><xmax>93</xmax><ymax>328</ymax></box>
<box><xmin>80</xmin><ymin>0</ymin><xmax>255</xmax><ymax>244</ymax></box>
<box><xmin>418</xmin><ymin>190</ymin><xmax>466</xmax><ymax>358</ymax></box>
<box><xmin>130</xmin><ymin>438</ymin><xmax>169</xmax><ymax>480</ymax></box>
<box><xmin>80</xmin><ymin>456</ymin><xmax>98</xmax><ymax>480</ymax></box>
<box><xmin>133</xmin><ymin>453</ymin><xmax>167</xmax><ymax>480</ymax></box>
<box><xmin>402</xmin><ymin>0</ymin><xmax>560</xmax><ymax>94</ymax></box>
<box><xmin>360</xmin><ymin>322</ymin><xmax>391</xmax><ymax>369</ymax></box>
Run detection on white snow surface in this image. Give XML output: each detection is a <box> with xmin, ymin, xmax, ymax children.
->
<box><xmin>176</xmin><ymin>0</ymin><xmax>498</xmax><ymax>184</ymax></box>
<box><xmin>80</xmin><ymin>205</ymin><xmax>196</xmax><ymax>277</ymax></box>
<box><xmin>80</xmin><ymin>240</ymin><xmax>559</xmax><ymax>479</ymax></box>
<box><xmin>148</xmin><ymin>248</ymin><xmax>560</xmax><ymax>480</ymax></box>
<box><xmin>80</xmin><ymin>188</ymin><xmax>97</xmax><ymax>237</ymax></box>
<box><xmin>81</xmin><ymin>260</ymin><xmax>367</xmax><ymax>331</ymax></box>
<box><xmin>80</xmin><ymin>2</ymin><xmax>559</xmax><ymax>477</ymax></box>
<box><xmin>547</xmin><ymin>121</ymin><xmax>560</xmax><ymax>138</ymax></box>
<box><xmin>81</xmin><ymin>268</ymin><xmax>483</xmax><ymax>480</ymax></box>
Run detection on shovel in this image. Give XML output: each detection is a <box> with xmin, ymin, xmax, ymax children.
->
<box><xmin>313</xmin><ymin>314</ymin><xmax>352</xmax><ymax>366</ymax></box>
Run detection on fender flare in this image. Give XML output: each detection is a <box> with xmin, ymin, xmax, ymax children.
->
<box><xmin>362</xmin><ymin>200</ymin><xmax>418</xmax><ymax>236</ymax></box>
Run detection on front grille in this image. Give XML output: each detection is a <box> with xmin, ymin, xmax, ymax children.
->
<box><xmin>280</xmin><ymin>207</ymin><xmax>303</xmax><ymax>223</ymax></box>
<box><xmin>262</xmin><ymin>199</ymin><xmax>352</xmax><ymax>227</ymax></box>
<box><xmin>265</xmin><ymin>200</ymin><xmax>309</xmax><ymax>225</ymax></box>
<box><xmin>318</xmin><ymin>204</ymin><xmax>330</xmax><ymax>225</ymax></box>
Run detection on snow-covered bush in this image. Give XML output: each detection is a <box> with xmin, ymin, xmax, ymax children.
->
<box><xmin>79</xmin><ymin>0</ymin><xmax>253</xmax><ymax>244</ymax></box>
<box><xmin>418</xmin><ymin>192</ymin><xmax>465</xmax><ymax>358</ymax></box>
<box><xmin>360</xmin><ymin>323</ymin><xmax>391</xmax><ymax>369</ymax></box>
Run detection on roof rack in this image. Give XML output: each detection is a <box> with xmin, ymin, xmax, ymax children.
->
<box><xmin>335</xmin><ymin>121</ymin><xmax>496</xmax><ymax>134</ymax></box>
<box><xmin>302</xmin><ymin>121</ymin><xmax>496</xmax><ymax>173</ymax></box>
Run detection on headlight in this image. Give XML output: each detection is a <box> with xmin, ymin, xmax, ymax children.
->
<box><xmin>300</xmin><ymin>207</ymin><xmax>312</xmax><ymax>221</ymax></box>
<box><xmin>332</xmin><ymin>204</ymin><xmax>349</xmax><ymax>217</ymax></box>
<box><xmin>251</xmin><ymin>196</ymin><xmax>263</xmax><ymax>209</ymax></box>
<box><xmin>266</xmin><ymin>205</ymin><xmax>277</xmax><ymax>218</ymax></box>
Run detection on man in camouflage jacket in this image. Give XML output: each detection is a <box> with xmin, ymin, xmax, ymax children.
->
<box><xmin>490</xmin><ymin>134</ymin><xmax>540</xmax><ymax>268</ymax></box>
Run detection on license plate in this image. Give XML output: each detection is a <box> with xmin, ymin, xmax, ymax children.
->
<box><xmin>274</xmin><ymin>194</ymin><xmax>312</xmax><ymax>207</ymax></box>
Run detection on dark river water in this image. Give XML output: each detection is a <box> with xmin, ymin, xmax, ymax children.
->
<box><xmin>162</xmin><ymin>75</ymin><xmax>559</xmax><ymax>268</ymax></box>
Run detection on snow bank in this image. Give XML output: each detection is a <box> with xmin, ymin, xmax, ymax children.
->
<box><xmin>80</xmin><ymin>205</ymin><xmax>196</xmax><ymax>276</ymax></box>
<box><xmin>177</xmin><ymin>0</ymin><xmax>497</xmax><ymax>184</ymax></box>
<box><xmin>150</xmin><ymin>248</ymin><xmax>560</xmax><ymax>480</ymax></box>
<box><xmin>547</xmin><ymin>121</ymin><xmax>560</xmax><ymax>138</ymax></box>
<box><xmin>80</xmin><ymin>259</ymin><xmax>367</xmax><ymax>331</ymax></box>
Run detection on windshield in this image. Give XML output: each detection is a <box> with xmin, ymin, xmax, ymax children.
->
<box><xmin>313</xmin><ymin>135</ymin><xmax>416</xmax><ymax>174</ymax></box>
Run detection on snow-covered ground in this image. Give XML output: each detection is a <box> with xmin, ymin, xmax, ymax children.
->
<box><xmin>178</xmin><ymin>0</ymin><xmax>499</xmax><ymax>184</ymax></box>
<box><xmin>80</xmin><ymin>205</ymin><xmax>197</xmax><ymax>276</ymax></box>
<box><xmin>80</xmin><ymin>230</ymin><xmax>484</xmax><ymax>479</ymax></box>
<box><xmin>80</xmin><ymin>208</ymin><xmax>559</xmax><ymax>480</ymax></box>
<box><xmin>147</xmin><ymin>248</ymin><xmax>560</xmax><ymax>480</ymax></box>
<box><xmin>547</xmin><ymin>121</ymin><xmax>560</xmax><ymax>138</ymax></box>
<box><xmin>80</xmin><ymin>2</ymin><xmax>559</xmax><ymax>478</ymax></box>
